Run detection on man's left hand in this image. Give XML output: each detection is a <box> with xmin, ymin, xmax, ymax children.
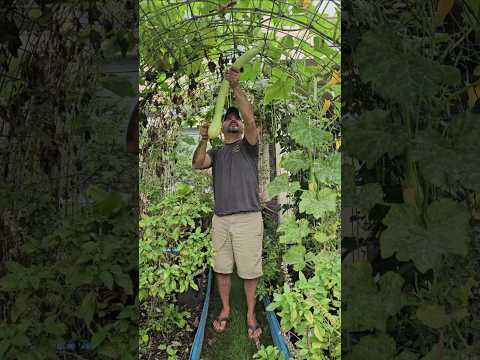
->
<box><xmin>225</xmin><ymin>67</ymin><xmax>240</xmax><ymax>89</ymax></box>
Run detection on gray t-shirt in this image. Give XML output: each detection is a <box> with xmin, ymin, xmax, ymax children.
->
<box><xmin>207</xmin><ymin>137</ymin><xmax>261</xmax><ymax>216</ymax></box>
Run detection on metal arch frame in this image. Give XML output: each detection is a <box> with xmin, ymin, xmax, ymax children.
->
<box><xmin>140</xmin><ymin>0</ymin><xmax>340</xmax><ymax>47</ymax></box>
<box><xmin>139</xmin><ymin>4</ymin><xmax>340</xmax><ymax>75</ymax></box>
<box><xmin>139</xmin><ymin>27</ymin><xmax>339</xmax><ymax>82</ymax></box>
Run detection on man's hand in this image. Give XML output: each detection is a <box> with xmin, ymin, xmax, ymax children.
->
<box><xmin>199</xmin><ymin>122</ymin><xmax>210</xmax><ymax>142</ymax></box>
<box><xmin>193</xmin><ymin>122</ymin><xmax>212</xmax><ymax>169</ymax></box>
<box><xmin>225</xmin><ymin>67</ymin><xmax>240</xmax><ymax>89</ymax></box>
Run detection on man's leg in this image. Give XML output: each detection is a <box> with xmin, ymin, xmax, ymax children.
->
<box><xmin>231</xmin><ymin>212</ymin><xmax>264</xmax><ymax>338</ymax></box>
<box><xmin>213</xmin><ymin>272</ymin><xmax>231</xmax><ymax>331</ymax></box>
<box><xmin>211</xmin><ymin>215</ymin><xmax>233</xmax><ymax>332</ymax></box>
<box><xmin>244</xmin><ymin>277</ymin><xmax>262</xmax><ymax>338</ymax></box>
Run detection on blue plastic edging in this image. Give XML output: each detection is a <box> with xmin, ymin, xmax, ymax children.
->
<box><xmin>263</xmin><ymin>296</ymin><xmax>291</xmax><ymax>359</ymax></box>
<box><xmin>189</xmin><ymin>267</ymin><xmax>213</xmax><ymax>360</ymax></box>
<box><xmin>56</xmin><ymin>340</ymin><xmax>92</xmax><ymax>352</ymax></box>
<box><xmin>161</xmin><ymin>247</ymin><xmax>179</xmax><ymax>254</ymax></box>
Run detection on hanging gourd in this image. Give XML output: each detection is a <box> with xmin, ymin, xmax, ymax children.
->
<box><xmin>208</xmin><ymin>44</ymin><xmax>264</xmax><ymax>139</ymax></box>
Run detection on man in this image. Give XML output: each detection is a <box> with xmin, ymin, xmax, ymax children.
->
<box><xmin>192</xmin><ymin>67</ymin><xmax>263</xmax><ymax>339</ymax></box>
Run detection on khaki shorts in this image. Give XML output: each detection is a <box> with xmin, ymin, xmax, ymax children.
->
<box><xmin>211</xmin><ymin>211</ymin><xmax>263</xmax><ymax>279</ymax></box>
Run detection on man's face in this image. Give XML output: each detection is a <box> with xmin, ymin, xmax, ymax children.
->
<box><xmin>222</xmin><ymin>112</ymin><xmax>244</xmax><ymax>134</ymax></box>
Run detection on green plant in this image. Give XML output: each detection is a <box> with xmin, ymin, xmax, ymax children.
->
<box><xmin>263</xmin><ymin>90</ymin><xmax>341</xmax><ymax>359</ymax></box>
<box><xmin>253</xmin><ymin>345</ymin><xmax>286</xmax><ymax>360</ymax></box>
<box><xmin>0</xmin><ymin>187</ymin><xmax>138</xmax><ymax>359</ymax></box>
<box><xmin>158</xmin><ymin>343</ymin><xmax>178</xmax><ymax>360</ymax></box>
<box><xmin>342</xmin><ymin>1</ymin><xmax>480</xmax><ymax>358</ymax></box>
<box><xmin>139</xmin><ymin>183</ymin><xmax>213</xmax><ymax>355</ymax></box>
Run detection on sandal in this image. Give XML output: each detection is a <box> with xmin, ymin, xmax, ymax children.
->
<box><xmin>212</xmin><ymin>317</ymin><xmax>229</xmax><ymax>333</ymax></box>
<box><xmin>247</xmin><ymin>324</ymin><xmax>262</xmax><ymax>339</ymax></box>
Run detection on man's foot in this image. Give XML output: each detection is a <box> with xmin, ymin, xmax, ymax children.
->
<box><xmin>212</xmin><ymin>308</ymin><xmax>230</xmax><ymax>333</ymax></box>
<box><xmin>247</xmin><ymin>313</ymin><xmax>262</xmax><ymax>339</ymax></box>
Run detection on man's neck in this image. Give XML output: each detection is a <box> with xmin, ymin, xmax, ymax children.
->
<box><xmin>223</xmin><ymin>134</ymin><xmax>242</xmax><ymax>144</ymax></box>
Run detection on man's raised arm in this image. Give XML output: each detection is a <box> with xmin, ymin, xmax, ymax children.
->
<box><xmin>226</xmin><ymin>67</ymin><xmax>258</xmax><ymax>145</ymax></box>
<box><xmin>192</xmin><ymin>122</ymin><xmax>212</xmax><ymax>169</ymax></box>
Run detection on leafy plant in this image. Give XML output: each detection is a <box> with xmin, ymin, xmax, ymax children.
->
<box><xmin>342</xmin><ymin>0</ymin><xmax>480</xmax><ymax>358</ymax></box>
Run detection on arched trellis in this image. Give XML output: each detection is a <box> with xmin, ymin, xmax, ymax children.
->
<box><xmin>140</xmin><ymin>0</ymin><xmax>340</xmax><ymax>98</ymax></box>
<box><xmin>139</xmin><ymin>0</ymin><xmax>341</xmax><ymax>207</ymax></box>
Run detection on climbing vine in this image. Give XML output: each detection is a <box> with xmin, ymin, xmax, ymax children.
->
<box><xmin>139</xmin><ymin>0</ymin><xmax>340</xmax><ymax>359</ymax></box>
<box><xmin>342</xmin><ymin>1</ymin><xmax>480</xmax><ymax>359</ymax></box>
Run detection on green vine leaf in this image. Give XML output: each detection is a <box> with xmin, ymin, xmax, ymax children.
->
<box><xmin>345</xmin><ymin>333</ymin><xmax>396</xmax><ymax>360</ymax></box>
<box><xmin>416</xmin><ymin>304</ymin><xmax>451</xmax><ymax>329</ymax></box>
<box><xmin>343</xmin><ymin>262</ymin><xmax>406</xmax><ymax>332</ymax></box>
<box><xmin>342</xmin><ymin>168</ymin><xmax>384</xmax><ymax>210</ymax></box>
<box><xmin>77</xmin><ymin>292</ymin><xmax>96</xmax><ymax>326</ymax></box>
<box><xmin>264</xmin><ymin>70</ymin><xmax>295</xmax><ymax>105</ymax></box>
<box><xmin>280</xmin><ymin>150</ymin><xmax>311</xmax><ymax>174</ymax></box>
<box><xmin>277</xmin><ymin>215</ymin><xmax>310</xmax><ymax>244</ymax></box>
<box><xmin>343</xmin><ymin>110</ymin><xmax>407</xmax><ymax>167</ymax></box>
<box><xmin>299</xmin><ymin>188</ymin><xmax>337</xmax><ymax>219</ymax></box>
<box><xmin>380</xmin><ymin>199</ymin><xmax>470</xmax><ymax>273</ymax></box>
<box><xmin>44</xmin><ymin>317</ymin><xmax>67</xmax><ymax>336</ymax></box>
<box><xmin>266</xmin><ymin>174</ymin><xmax>300</xmax><ymax>199</ymax></box>
<box><xmin>240</xmin><ymin>62</ymin><xmax>261</xmax><ymax>81</ymax></box>
<box><xmin>289</xmin><ymin>116</ymin><xmax>332</xmax><ymax>151</ymax></box>
<box><xmin>412</xmin><ymin>116</ymin><xmax>480</xmax><ymax>192</ymax></box>
<box><xmin>416</xmin><ymin>303</ymin><xmax>469</xmax><ymax>330</ymax></box>
<box><xmin>283</xmin><ymin>245</ymin><xmax>306</xmax><ymax>271</ymax></box>
<box><xmin>356</xmin><ymin>27</ymin><xmax>461</xmax><ymax>103</ymax></box>
<box><xmin>312</xmin><ymin>153</ymin><xmax>341</xmax><ymax>185</ymax></box>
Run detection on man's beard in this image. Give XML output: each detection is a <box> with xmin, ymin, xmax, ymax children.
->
<box><xmin>226</xmin><ymin>126</ymin><xmax>242</xmax><ymax>133</ymax></box>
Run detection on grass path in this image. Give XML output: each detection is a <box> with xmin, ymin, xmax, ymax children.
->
<box><xmin>201</xmin><ymin>272</ymin><xmax>273</xmax><ymax>360</ymax></box>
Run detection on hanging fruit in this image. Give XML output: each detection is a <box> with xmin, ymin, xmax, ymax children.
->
<box><xmin>208</xmin><ymin>61</ymin><xmax>216</xmax><ymax>73</ymax></box>
<box><xmin>208</xmin><ymin>43</ymin><xmax>264</xmax><ymax>139</ymax></box>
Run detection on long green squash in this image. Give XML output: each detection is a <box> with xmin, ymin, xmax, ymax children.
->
<box><xmin>208</xmin><ymin>44</ymin><xmax>263</xmax><ymax>139</ymax></box>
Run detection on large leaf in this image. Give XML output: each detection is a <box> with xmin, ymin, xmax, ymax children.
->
<box><xmin>380</xmin><ymin>199</ymin><xmax>470</xmax><ymax>273</ymax></box>
<box><xmin>356</xmin><ymin>27</ymin><xmax>461</xmax><ymax>103</ymax></box>
<box><xmin>240</xmin><ymin>61</ymin><xmax>261</xmax><ymax>81</ymax></box>
<box><xmin>264</xmin><ymin>71</ymin><xmax>295</xmax><ymax>105</ymax></box>
<box><xmin>412</xmin><ymin>116</ymin><xmax>480</xmax><ymax>192</ymax></box>
<box><xmin>416</xmin><ymin>304</ymin><xmax>451</xmax><ymax>329</ymax></box>
<box><xmin>266</xmin><ymin>174</ymin><xmax>301</xmax><ymax>199</ymax></box>
<box><xmin>345</xmin><ymin>333</ymin><xmax>396</xmax><ymax>360</ymax></box>
<box><xmin>77</xmin><ymin>292</ymin><xmax>96</xmax><ymax>326</ymax></box>
<box><xmin>343</xmin><ymin>262</ymin><xmax>406</xmax><ymax>331</ymax></box>
<box><xmin>312</xmin><ymin>153</ymin><xmax>341</xmax><ymax>185</ymax></box>
<box><xmin>299</xmin><ymin>188</ymin><xmax>337</xmax><ymax>219</ymax></box>
<box><xmin>44</xmin><ymin>317</ymin><xmax>67</xmax><ymax>336</ymax></box>
<box><xmin>277</xmin><ymin>215</ymin><xmax>310</xmax><ymax>244</ymax></box>
<box><xmin>343</xmin><ymin>109</ymin><xmax>408</xmax><ymax>167</ymax></box>
<box><xmin>416</xmin><ymin>303</ymin><xmax>469</xmax><ymax>329</ymax></box>
<box><xmin>283</xmin><ymin>245</ymin><xmax>306</xmax><ymax>271</ymax></box>
<box><xmin>342</xmin><ymin>178</ymin><xmax>384</xmax><ymax>210</ymax></box>
<box><xmin>280</xmin><ymin>150</ymin><xmax>311</xmax><ymax>174</ymax></box>
<box><xmin>289</xmin><ymin>116</ymin><xmax>332</xmax><ymax>150</ymax></box>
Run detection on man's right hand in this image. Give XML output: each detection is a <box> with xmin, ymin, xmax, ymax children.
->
<box><xmin>199</xmin><ymin>122</ymin><xmax>210</xmax><ymax>141</ymax></box>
